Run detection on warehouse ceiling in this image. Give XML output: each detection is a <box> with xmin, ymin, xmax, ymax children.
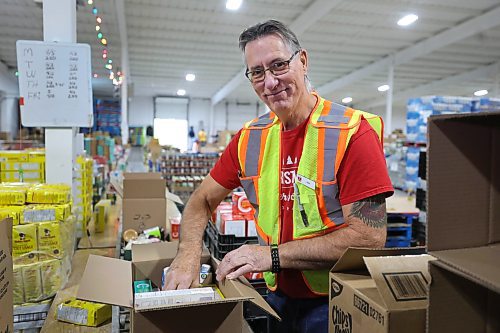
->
<box><xmin>1</xmin><ymin>0</ymin><xmax>500</xmax><ymax>116</ymax></box>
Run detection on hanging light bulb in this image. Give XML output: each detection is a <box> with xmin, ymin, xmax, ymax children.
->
<box><xmin>96</xmin><ymin>16</ymin><xmax>102</xmax><ymax>24</ymax></box>
<box><xmin>102</xmin><ymin>53</ymin><xmax>107</xmax><ymax>59</ymax></box>
<box><xmin>97</xmin><ymin>32</ymin><xmax>103</xmax><ymax>39</ymax></box>
<box><xmin>108</xmin><ymin>59</ymin><xmax>112</xmax><ymax>64</ymax></box>
<box><xmin>87</xmin><ymin>0</ymin><xmax>93</xmax><ymax>4</ymax></box>
<box><xmin>95</xmin><ymin>25</ymin><xmax>100</xmax><ymax>31</ymax></box>
<box><xmin>93</xmin><ymin>73</ymin><xmax>98</xmax><ymax>78</ymax></box>
<box><xmin>103</xmin><ymin>49</ymin><xmax>108</xmax><ymax>54</ymax></box>
<box><xmin>117</xmin><ymin>71</ymin><xmax>122</xmax><ymax>76</ymax></box>
<box><xmin>101</xmin><ymin>38</ymin><xmax>107</xmax><ymax>45</ymax></box>
<box><xmin>92</xmin><ymin>7</ymin><xmax>98</xmax><ymax>15</ymax></box>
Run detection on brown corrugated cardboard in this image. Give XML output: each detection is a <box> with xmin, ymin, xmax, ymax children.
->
<box><xmin>122</xmin><ymin>172</ymin><xmax>166</xmax><ymax>233</ymax></box>
<box><xmin>77</xmin><ymin>242</ymin><xmax>279</xmax><ymax>333</ymax></box>
<box><xmin>0</xmin><ymin>218</ymin><xmax>13</xmax><ymax>333</ymax></box>
<box><xmin>123</xmin><ymin>172</ymin><xmax>166</xmax><ymax>199</ymax></box>
<box><xmin>329</xmin><ymin>247</ymin><xmax>430</xmax><ymax>333</ymax></box>
<box><xmin>426</xmin><ymin>112</ymin><xmax>500</xmax><ymax>332</ymax></box>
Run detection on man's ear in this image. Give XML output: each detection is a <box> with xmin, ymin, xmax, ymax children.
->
<box><xmin>300</xmin><ymin>49</ymin><xmax>308</xmax><ymax>72</ymax></box>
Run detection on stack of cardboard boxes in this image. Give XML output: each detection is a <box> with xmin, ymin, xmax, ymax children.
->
<box><xmin>213</xmin><ymin>192</ymin><xmax>257</xmax><ymax>238</ymax></box>
<box><xmin>121</xmin><ymin>173</ymin><xmax>166</xmax><ymax>234</ymax></box>
<box><xmin>84</xmin><ymin>132</ymin><xmax>117</xmax><ymax>164</ymax></box>
<box><xmin>426</xmin><ymin>111</ymin><xmax>500</xmax><ymax>332</ymax></box>
<box><xmin>328</xmin><ymin>111</ymin><xmax>500</xmax><ymax>333</ymax></box>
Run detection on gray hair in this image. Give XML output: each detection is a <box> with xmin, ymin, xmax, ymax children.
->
<box><xmin>239</xmin><ymin>20</ymin><xmax>312</xmax><ymax>92</ymax></box>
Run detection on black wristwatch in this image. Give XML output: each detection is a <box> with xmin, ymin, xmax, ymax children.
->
<box><xmin>270</xmin><ymin>244</ymin><xmax>281</xmax><ymax>273</ymax></box>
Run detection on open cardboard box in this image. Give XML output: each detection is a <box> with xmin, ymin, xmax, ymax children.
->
<box><xmin>329</xmin><ymin>247</ymin><xmax>432</xmax><ymax>333</ymax></box>
<box><xmin>426</xmin><ymin>112</ymin><xmax>500</xmax><ymax>332</ymax></box>
<box><xmin>77</xmin><ymin>242</ymin><xmax>279</xmax><ymax>333</ymax></box>
<box><xmin>121</xmin><ymin>172</ymin><xmax>167</xmax><ymax>233</ymax></box>
<box><xmin>0</xmin><ymin>218</ymin><xmax>13</xmax><ymax>333</ymax></box>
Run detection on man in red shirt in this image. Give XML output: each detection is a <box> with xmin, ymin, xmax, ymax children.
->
<box><xmin>165</xmin><ymin>20</ymin><xmax>393</xmax><ymax>332</ymax></box>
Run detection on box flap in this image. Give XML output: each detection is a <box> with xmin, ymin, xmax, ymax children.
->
<box><xmin>363</xmin><ymin>254</ymin><xmax>435</xmax><ymax>310</ymax></box>
<box><xmin>166</xmin><ymin>191</ymin><xmax>184</xmax><ymax>205</ymax></box>
<box><xmin>124</xmin><ymin>172</ymin><xmax>163</xmax><ymax>180</ymax></box>
<box><xmin>110</xmin><ymin>177</ymin><xmax>123</xmax><ymax>198</ymax></box>
<box><xmin>430</xmin><ymin>244</ymin><xmax>500</xmax><ymax>294</ymax></box>
<box><xmin>427</xmin><ymin>112</ymin><xmax>500</xmax><ymax>251</ymax></box>
<box><xmin>330</xmin><ymin>247</ymin><xmax>426</xmax><ymax>273</ymax></box>
<box><xmin>77</xmin><ymin>255</ymin><xmax>133</xmax><ymax>308</ymax></box>
<box><xmin>234</xmin><ymin>276</ymin><xmax>281</xmax><ymax>320</ymax></box>
<box><xmin>123</xmin><ymin>172</ymin><xmax>166</xmax><ymax>199</ymax></box>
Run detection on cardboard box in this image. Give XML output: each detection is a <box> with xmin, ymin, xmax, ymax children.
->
<box><xmin>77</xmin><ymin>242</ymin><xmax>279</xmax><ymax>333</ymax></box>
<box><xmin>0</xmin><ymin>218</ymin><xmax>13</xmax><ymax>333</ymax></box>
<box><xmin>426</xmin><ymin>112</ymin><xmax>500</xmax><ymax>332</ymax></box>
<box><xmin>122</xmin><ymin>173</ymin><xmax>166</xmax><ymax>233</ymax></box>
<box><xmin>329</xmin><ymin>247</ymin><xmax>430</xmax><ymax>333</ymax></box>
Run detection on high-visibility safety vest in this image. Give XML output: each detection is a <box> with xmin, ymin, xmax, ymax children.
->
<box><xmin>237</xmin><ymin>93</ymin><xmax>383</xmax><ymax>295</ymax></box>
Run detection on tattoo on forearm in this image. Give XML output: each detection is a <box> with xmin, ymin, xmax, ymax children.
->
<box><xmin>348</xmin><ymin>194</ymin><xmax>387</xmax><ymax>228</ymax></box>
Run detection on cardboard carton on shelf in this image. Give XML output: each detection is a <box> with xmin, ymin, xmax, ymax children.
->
<box><xmin>77</xmin><ymin>242</ymin><xmax>279</xmax><ymax>333</ymax></box>
<box><xmin>0</xmin><ymin>218</ymin><xmax>13</xmax><ymax>333</ymax></box>
<box><xmin>426</xmin><ymin>111</ymin><xmax>500</xmax><ymax>332</ymax></box>
<box><xmin>329</xmin><ymin>247</ymin><xmax>431</xmax><ymax>333</ymax></box>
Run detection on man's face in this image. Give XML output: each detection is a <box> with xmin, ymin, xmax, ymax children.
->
<box><xmin>244</xmin><ymin>35</ymin><xmax>307</xmax><ymax>113</ymax></box>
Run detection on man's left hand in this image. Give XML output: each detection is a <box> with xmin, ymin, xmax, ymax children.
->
<box><xmin>215</xmin><ymin>244</ymin><xmax>271</xmax><ymax>281</ymax></box>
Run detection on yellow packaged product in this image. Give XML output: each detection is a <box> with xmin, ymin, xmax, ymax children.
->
<box><xmin>56</xmin><ymin>298</ymin><xmax>112</xmax><ymax>327</ymax></box>
<box><xmin>0</xmin><ymin>206</ymin><xmax>21</xmax><ymax>225</ymax></box>
<box><xmin>37</xmin><ymin>222</ymin><xmax>63</xmax><ymax>260</ymax></box>
<box><xmin>26</xmin><ymin>184</ymin><xmax>71</xmax><ymax>204</ymax></box>
<box><xmin>0</xmin><ymin>151</ymin><xmax>29</xmax><ymax>163</ymax></box>
<box><xmin>13</xmin><ymin>265</ymin><xmax>25</xmax><ymax>305</ymax></box>
<box><xmin>28</xmin><ymin>151</ymin><xmax>46</xmax><ymax>163</ymax></box>
<box><xmin>0</xmin><ymin>188</ymin><xmax>26</xmax><ymax>205</ymax></box>
<box><xmin>12</xmin><ymin>224</ymin><xmax>38</xmax><ymax>264</ymax></box>
<box><xmin>40</xmin><ymin>259</ymin><xmax>62</xmax><ymax>298</ymax></box>
<box><xmin>22</xmin><ymin>262</ymin><xmax>43</xmax><ymax>303</ymax></box>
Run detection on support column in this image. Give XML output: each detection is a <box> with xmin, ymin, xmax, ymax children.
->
<box><xmin>43</xmin><ymin>0</ymin><xmax>78</xmax><ymax>185</ymax></box>
<box><xmin>116</xmin><ymin>0</ymin><xmax>129</xmax><ymax>144</ymax></box>
<box><xmin>494</xmin><ymin>63</ymin><xmax>499</xmax><ymax>98</ymax></box>
<box><xmin>0</xmin><ymin>95</ymin><xmax>18</xmax><ymax>139</ymax></box>
<box><xmin>385</xmin><ymin>63</ymin><xmax>394</xmax><ymax>135</ymax></box>
<box><xmin>209</xmin><ymin>104</ymin><xmax>215</xmax><ymax>140</ymax></box>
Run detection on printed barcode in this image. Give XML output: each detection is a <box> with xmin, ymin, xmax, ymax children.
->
<box><xmin>383</xmin><ymin>272</ymin><xmax>428</xmax><ymax>301</ymax></box>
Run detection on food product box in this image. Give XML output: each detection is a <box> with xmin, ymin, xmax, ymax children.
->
<box><xmin>0</xmin><ymin>218</ymin><xmax>13</xmax><ymax>333</ymax></box>
<box><xmin>56</xmin><ymin>298</ymin><xmax>111</xmax><ymax>327</ymax></box>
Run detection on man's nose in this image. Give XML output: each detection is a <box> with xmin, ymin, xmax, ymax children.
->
<box><xmin>263</xmin><ymin>70</ymin><xmax>279</xmax><ymax>90</ymax></box>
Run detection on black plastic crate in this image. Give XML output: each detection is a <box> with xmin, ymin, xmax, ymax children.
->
<box><xmin>204</xmin><ymin>221</ymin><xmax>259</xmax><ymax>260</ymax></box>
<box><xmin>418</xmin><ymin>150</ymin><xmax>427</xmax><ymax>180</ymax></box>
<box><xmin>416</xmin><ymin>188</ymin><xmax>427</xmax><ymax>211</ymax></box>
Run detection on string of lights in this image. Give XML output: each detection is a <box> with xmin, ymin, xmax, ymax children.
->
<box><xmin>87</xmin><ymin>0</ymin><xmax>123</xmax><ymax>86</ymax></box>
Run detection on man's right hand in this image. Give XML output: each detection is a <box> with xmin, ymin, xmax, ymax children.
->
<box><xmin>162</xmin><ymin>252</ymin><xmax>201</xmax><ymax>290</ymax></box>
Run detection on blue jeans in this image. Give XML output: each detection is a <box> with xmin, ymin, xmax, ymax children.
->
<box><xmin>267</xmin><ymin>291</ymin><xmax>329</xmax><ymax>333</ymax></box>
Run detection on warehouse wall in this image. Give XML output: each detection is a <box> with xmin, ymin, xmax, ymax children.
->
<box><xmin>128</xmin><ymin>96</ymin><xmax>154</xmax><ymax>126</ymax></box>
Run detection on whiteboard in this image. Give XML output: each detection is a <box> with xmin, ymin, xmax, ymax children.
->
<box><xmin>16</xmin><ymin>40</ymin><xmax>94</xmax><ymax>127</ymax></box>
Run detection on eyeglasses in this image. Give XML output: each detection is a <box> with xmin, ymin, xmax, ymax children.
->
<box><xmin>245</xmin><ymin>50</ymin><xmax>300</xmax><ymax>83</ymax></box>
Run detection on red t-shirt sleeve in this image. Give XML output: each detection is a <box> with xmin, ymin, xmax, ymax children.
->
<box><xmin>337</xmin><ymin>118</ymin><xmax>394</xmax><ymax>206</ymax></box>
<box><xmin>209</xmin><ymin>130</ymin><xmax>242</xmax><ymax>190</ymax></box>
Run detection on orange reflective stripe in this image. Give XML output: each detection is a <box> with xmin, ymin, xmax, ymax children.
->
<box><xmin>255</xmin><ymin>218</ymin><xmax>269</xmax><ymax>244</ymax></box>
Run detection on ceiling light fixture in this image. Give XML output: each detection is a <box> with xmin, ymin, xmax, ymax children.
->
<box><xmin>474</xmin><ymin>89</ymin><xmax>488</xmax><ymax>97</ymax></box>
<box><xmin>226</xmin><ymin>0</ymin><xmax>242</xmax><ymax>11</ymax></box>
<box><xmin>378</xmin><ymin>84</ymin><xmax>390</xmax><ymax>92</ymax></box>
<box><xmin>397</xmin><ymin>14</ymin><xmax>418</xmax><ymax>26</ymax></box>
<box><xmin>185</xmin><ymin>73</ymin><xmax>196</xmax><ymax>81</ymax></box>
<box><xmin>177</xmin><ymin>89</ymin><xmax>186</xmax><ymax>96</ymax></box>
<box><xmin>342</xmin><ymin>97</ymin><xmax>353</xmax><ymax>104</ymax></box>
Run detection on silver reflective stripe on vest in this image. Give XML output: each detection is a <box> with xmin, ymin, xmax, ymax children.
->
<box><xmin>244</xmin><ymin>129</ymin><xmax>262</xmax><ymax>177</ymax></box>
<box><xmin>320</xmin><ymin>104</ymin><xmax>345</xmax><ymax>225</ymax></box>
<box><xmin>317</xmin><ymin>114</ymin><xmax>350</xmax><ymax>125</ymax></box>
<box><xmin>251</xmin><ymin>113</ymin><xmax>274</xmax><ymax>127</ymax></box>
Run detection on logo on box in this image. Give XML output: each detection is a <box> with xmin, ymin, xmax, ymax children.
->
<box><xmin>331</xmin><ymin>305</ymin><xmax>352</xmax><ymax>333</ymax></box>
<box><xmin>330</xmin><ymin>278</ymin><xmax>343</xmax><ymax>299</ymax></box>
